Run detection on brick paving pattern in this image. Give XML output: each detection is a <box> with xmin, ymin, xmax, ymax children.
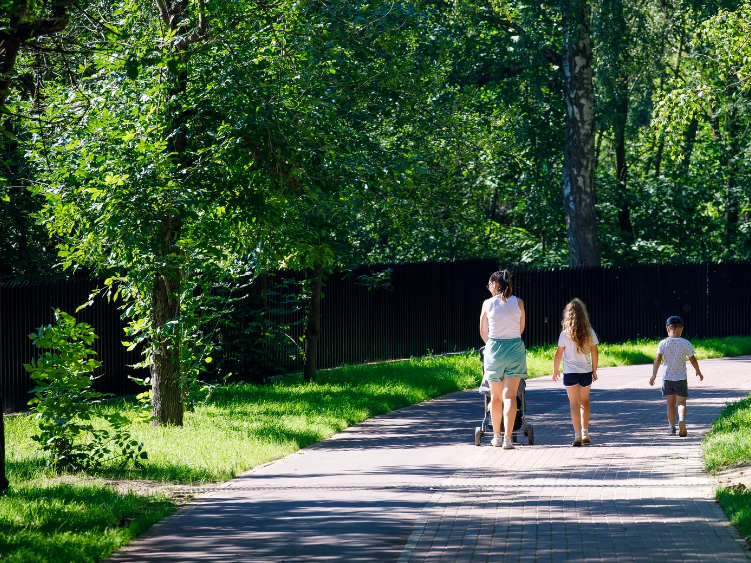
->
<box><xmin>110</xmin><ymin>357</ymin><xmax>751</xmax><ymax>563</ymax></box>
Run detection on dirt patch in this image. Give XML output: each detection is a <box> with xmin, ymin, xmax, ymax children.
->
<box><xmin>42</xmin><ymin>475</ymin><xmax>195</xmax><ymax>504</ymax></box>
<box><xmin>714</xmin><ymin>461</ymin><xmax>751</xmax><ymax>491</ymax></box>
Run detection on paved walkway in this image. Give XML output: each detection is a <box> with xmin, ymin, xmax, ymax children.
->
<box><xmin>110</xmin><ymin>357</ymin><xmax>751</xmax><ymax>563</ymax></box>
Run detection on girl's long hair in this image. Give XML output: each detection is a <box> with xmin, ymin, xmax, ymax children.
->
<box><xmin>562</xmin><ymin>298</ymin><xmax>594</xmax><ymax>354</ymax></box>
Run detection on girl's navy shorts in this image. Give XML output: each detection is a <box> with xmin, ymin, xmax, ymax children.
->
<box><xmin>563</xmin><ymin>372</ymin><xmax>593</xmax><ymax>388</ymax></box>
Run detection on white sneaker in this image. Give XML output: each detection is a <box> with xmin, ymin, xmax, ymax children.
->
<box><xmin>490</xmin><ymin>434</ymin><xmax>503</xmax><ymax>447</ymax></box>
<box><xmin>502</xmin><ymin>436</ymin><xmax>515</xmax><ymax>450</ymax></box>
<box><xmin>582</xmin><ymin>431</ymin><xmax>592</xmax><ymax>444</ymax></box>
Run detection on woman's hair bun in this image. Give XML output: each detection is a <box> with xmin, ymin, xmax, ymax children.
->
<box><xmin>489</xmin><ymin>270</ymin><xmax>513</xmax><ymax>299</ymax></box>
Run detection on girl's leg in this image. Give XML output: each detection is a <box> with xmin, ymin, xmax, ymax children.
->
<box><xmin>579</xmin><ymin>385</ymin><xmax>591</xmax><ymax>430</ymax></box>
<box><xmin>566</xmin><ymin>385</ymin><xmax>582</xmax><ymax>434</ymax></box>
<box><xmin>666</xmin><ymin>395</ymin><xmax>677</xmax><ymax>425</ymax></box>
<box><xmin>502</xmin><ymin>377</ymin><xmax>522</xmax><ymax>439</ymax></box>
<box><xmin>490</xmin><ymin>381</ymin><xmax>504</xmax><ymax>436</ymax></box>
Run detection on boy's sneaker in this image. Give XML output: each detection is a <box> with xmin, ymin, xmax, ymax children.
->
<box><xmin>679</xmin><ymin>420</ymin><xmax>687</xmax><ymax>437</ymax></box>
<box><xmin>668</xmin><ymin>425</ymin><xmax>676</xmax><ymax>436</ymax></box>
<box><xmin>582</xmin><ymin>432</ymin><xmax>592</xmax><ymax>444</ymax></box>
<box><xmin>572</xmin><ymin>436</ymin><xmax>583</xmax><ymax>447</ymax></box>
<box><xmin>502</xmin><ymin>436</ymin><xmax>515</xmax><ymax>450</ymax></box>
<box><xmin>490</xmin><ymin>434</ymin><xmax>503</xmax><ymax>447</ymax></box>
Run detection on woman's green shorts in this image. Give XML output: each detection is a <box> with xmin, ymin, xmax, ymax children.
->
<box><xmin>484</xmin><ymin>338</ymin><xmax>528</xmax><ymax>382</ymax></box>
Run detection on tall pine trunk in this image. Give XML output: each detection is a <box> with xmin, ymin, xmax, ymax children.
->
<box><xmin>303</xmin><ymin>264</ymin><xmax>323</xmax><ymax>383</ymax></box>
<box><xmin>561</xmin><ymin>0</ymin><xmax>600</xmax><ymax>267</ymax></box>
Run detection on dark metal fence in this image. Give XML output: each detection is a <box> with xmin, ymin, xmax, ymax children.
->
<box><xmin>1</xmin><ymin>280</ymin><xmax>146</xmax><ymax>413</ymax></box>
<box><xmin>3</xmin><ymin>260</ymin><xmax>751</xmax><ymax>412</ymax></box>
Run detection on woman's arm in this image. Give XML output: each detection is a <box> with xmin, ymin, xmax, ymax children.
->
<box><xmin>591</xmin><ymin>344</ymin><xmax>599</xmax><ymax>381</ymax></box>
<box><xmin>518</xmin><ymin>298</ymin><xmax>525</xmax><ymax>334</ymax></box>
<box><xmin>479</xmin><ymin>301</ymin><xmax>490</xmax><ymax>344</ymax></box>
<box><xmin>552</xmin><ymin>346</ymin><xmax>564</xmax><ymax>380</ymax></box>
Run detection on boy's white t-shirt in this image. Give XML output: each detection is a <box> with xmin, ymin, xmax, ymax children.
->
<box><xmin>657</xmin><ymin>337</ymin><xmax>695</xmax><ymax>381</ymax></box>
<box><xmin>558</xmin><ymin>329</ymin><xmax>599</xmax><ymax>373</ymax></box>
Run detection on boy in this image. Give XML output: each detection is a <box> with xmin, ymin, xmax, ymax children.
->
<box><xmin>649</xmin><ymin>315</ymin><xmax>704</xmax><ymax>437</ymax></box>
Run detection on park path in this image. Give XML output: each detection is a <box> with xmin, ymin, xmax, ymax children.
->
<box><xmin>109</xmin><ymin>357</ymin><xmax>751</xmax><ymax>563</ymax></box>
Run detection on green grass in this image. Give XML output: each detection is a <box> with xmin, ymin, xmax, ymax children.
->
<box><xmin>4</xmin><ymin>336</ymin><xmax>751</xmax><ymax>562</ymax></box>
<box><xmin>0</xmin><ymin>483</ymin><xmax>173</xmax><ymax>563</ymax></box>
<box><xmin>716</xmin><ymin>487</ymin><xmax>751</xmax><ymax>540</ymax></box>
<box><xmin>700</xmin><ymin>345</ymin><xmax>751</xmax><ymax>543</ymax></box>
<box><xmin>704</xmin><ymin>394</ymin><xmax>751</xmax><ymax>473</ymax></box>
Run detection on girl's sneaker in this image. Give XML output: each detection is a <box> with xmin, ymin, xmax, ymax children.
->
<box><xmin>572</xmin><ymin>435</ymin><xmax>583</xmax><ymax>447</ymax></box>
<box><xmin>582</xmin><ymin>431</ymin><xmax>592</xmax><ymax>444</ymax></box>
<box><xmin>668</xmin><ymin>425</ymin><xmax>677</xmax><ymax>436</ymax></box>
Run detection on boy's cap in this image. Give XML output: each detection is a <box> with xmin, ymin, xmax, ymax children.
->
<box><xmin>666</xmin><ymin>315</ymin><xmax>684</xmax><ymax>327</ymax></box>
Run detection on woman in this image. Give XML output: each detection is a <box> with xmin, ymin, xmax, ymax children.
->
<box><xmin>479</xmin><ymin>270</ymin><xmax>528</xmax><ymax>449</ymax></box>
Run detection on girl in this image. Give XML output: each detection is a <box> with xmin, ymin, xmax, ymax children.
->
<box><xmin>479</xmin><ymin>270</ymin><xmax>528</xmax><ymax>449</ymax></box>
<box><xmin>552</xmin><ymin>298</ymin><xmax>599</xmax><ymax>446</ymax></box>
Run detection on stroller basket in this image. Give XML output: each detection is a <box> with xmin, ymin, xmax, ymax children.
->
<box><xmin>475</xmin><ymin>345</ymin><xmax>534</xmax><ymax>446</ymax></box>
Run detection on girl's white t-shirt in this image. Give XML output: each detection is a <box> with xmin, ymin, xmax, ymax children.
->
<box><xmin>558</xmin><ymin>329</ymin><xmax>599</xmax><ymax>374</ymax></box>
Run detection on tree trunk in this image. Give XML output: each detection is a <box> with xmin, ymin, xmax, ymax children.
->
<box><xmin>680</xmin><ymin>116</ymin><xmax>699</xmax><ymax>170</ymax></box>
<box><xmin>148</xmin><ymin>0</ymin><xmax>206</xmax><ymax>424</ymax></box>
<box><xmin>303</xmin><ymin>263</ymin><xmax>323</xmax><ymax>383</ymax></box>
<box><xmin>561</xmin><ymin>0</ymin><xmax>600</xmax><ymax>267</ymax></box>
<box><xmin>613</xmin><ymin>75</ymin><xmax>632</xmax><ymax>238</ymax></box>
<box><xmin>0</xmin><ymin>274</ymin><xmax>8</xmax><ymax>494</ymax></box>
<box><xmin>724</xmin><ymin>105</ymin><xmax>740</xmax><ymax>253</ymax></box>
<box><xmin>150</xmin><ymin>272</ymin><xmax>183</xmax><ymax>426</ymax></box>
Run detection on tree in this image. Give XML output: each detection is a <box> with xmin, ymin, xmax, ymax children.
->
<box><xmin>561</xmin><ymin>0</ymin><xmax>599</xmax><ymax>266</ymax></box>
<box><xmin>0</xmin><ymin>0</ymin><xmax>78</xmax><ymax>494</ymax></box>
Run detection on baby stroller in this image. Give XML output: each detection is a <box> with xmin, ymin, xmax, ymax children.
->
<box><xmin>475</xmin><ymin>346</ymin><xmax>534</xmax><ymax>446</ymax></box>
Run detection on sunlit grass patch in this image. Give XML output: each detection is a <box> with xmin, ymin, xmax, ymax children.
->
<box><xmin>0</xmin><ymin>481</ymin><xmax>173</xmax><ymax>563</ymax></box>
<box><xmin>717</xmin><ymin>487</ymin><xmax>751</xmax><ymax>541</ymax></box>
<box><xmin>704</xmin><ymin>394</ymin><xmax>751</xmax><ymax>473</ymax></box>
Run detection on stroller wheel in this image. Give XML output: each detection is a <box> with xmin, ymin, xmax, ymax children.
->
<box><xmin>474</xmin><ymin>427</ymin><xmax>483</xmax><ymax>446</ymax></box>
<box><xmin>527</xmin><ymin>424</ymin><xmax>534</xmax><ymax>446</ymax></box>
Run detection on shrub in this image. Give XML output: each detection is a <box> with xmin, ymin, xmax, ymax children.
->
<box><xmin>25</xmin><ymin>310</ymin><xmax>147</xmax><ymax>472</ymax></box>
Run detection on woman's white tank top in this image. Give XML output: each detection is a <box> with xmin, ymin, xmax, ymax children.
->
<box><xmin>487</xmin><ymin>295</ymin><xmax>522</xmax><ymax>339</ymax></box>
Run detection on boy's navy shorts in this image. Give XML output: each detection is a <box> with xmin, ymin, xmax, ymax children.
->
<box><xmin>662</xmin><ymin>379</ymin><xmax>689</xmax><ymax>397</ymax></box>
<box><xmin>563</xmin><ymin>372</ymin><xmax>593</xmax><ymax>388</ymax></box>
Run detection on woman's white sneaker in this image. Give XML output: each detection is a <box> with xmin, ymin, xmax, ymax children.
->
<box><xmin>502</xmin><ymin>436</ymin><xmax>515</xmax><ymax>450</ymax></box>
<box><xmin>491</xmin><ymin>434</ymin><xmax>503</xmax><ymax>447</ymax></box>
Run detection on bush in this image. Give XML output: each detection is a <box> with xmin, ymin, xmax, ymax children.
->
<box><xmin>25</xmin><ymin>310</ymin><xmax>147</xmax><ymax>472</ymax></box>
